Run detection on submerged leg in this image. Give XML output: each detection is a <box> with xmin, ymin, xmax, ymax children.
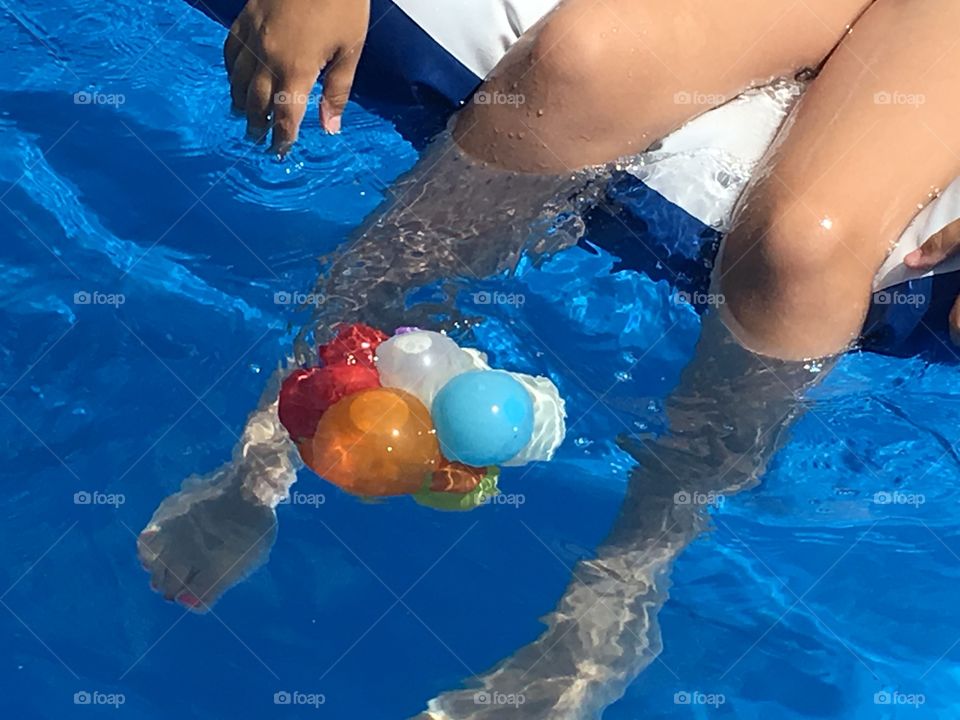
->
<box><xmin>137</xmin><ymin>0</ymin><xmax>872</xmax><ymax>610</ymax></box>
<box><xmin>423</xmin><ymin>1</ymin><xmax>960</xmax><ymax>714</ymax></box>
<box><xmin>138</xmin><ymin>138</ymin><xmax>608</xmax><ymax>608</ymax></box>
<box><xmin>419</xmin><ymin>315</ymin><xmax>826</xmax><ymax>719</ymax></box>
<box><xmin>137</xmin><ymin>369</ymin><xmax>296</xmax><ymax>609</ymax></box>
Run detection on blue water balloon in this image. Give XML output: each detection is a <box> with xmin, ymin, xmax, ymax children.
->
<box><xmin>432</xmin><ymin>370</ymin><xmax>534</xmax><ymax>466</ymax></box>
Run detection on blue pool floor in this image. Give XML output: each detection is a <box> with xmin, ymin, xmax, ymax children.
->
<box><xmin>3</xmin><ymin>1</ymin><xmax>960</xmax><ymax>718</ymax></box>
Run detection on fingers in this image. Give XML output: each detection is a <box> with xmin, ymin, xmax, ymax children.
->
<box><xmin>245</xmin><ymin>69</ymin><xmax>275</xmax><ymax>141</ymax></box>
<box><xmin>320</xmin><ymin>44</ymin><xmax>363</xmax><ymax>134</ymax></box>
<box><xmin>271</xmin><ymin>76</ymin><xmax>313</xmax><ymax>154</ymax></box>
<box><xmin>950</xmin><ymin>294</ymin><xmax>960</xmax><ymax>347</ymax></box>
<box><xmin>230</xmin><ymin>49</ymin><xmax>258</xmax><ymax>111</ymax></box>
<box><xmin>224</xmin><ymin>19</ymin><xmax>246</xmax><ymax>76</ymax></box>
<box><xmin>904</xmin><ymin>219</ymin><xmax>960</xmax><ymax>270</ymax></box>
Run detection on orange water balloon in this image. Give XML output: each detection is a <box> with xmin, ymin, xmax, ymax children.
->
<box><xmin>306</xmin><ymin>388</ymin><xmax>439</xmax><ymax>496</ymax></box>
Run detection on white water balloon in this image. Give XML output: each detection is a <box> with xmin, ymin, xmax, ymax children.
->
<box><xmin>375</xmin><ymin>331</ymin><xmax>475</xmax><ymax>408</ymax></box>
<box><xmin>502</xmin><ymin>372</ymin><xmax>567</xmax><ymax>466</ymax></box>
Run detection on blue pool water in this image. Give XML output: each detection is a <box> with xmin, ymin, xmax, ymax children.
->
<box><xmin>3</xmin><ymin>1</ymin><xmax>960</xmax><ymax>718</ymax></box>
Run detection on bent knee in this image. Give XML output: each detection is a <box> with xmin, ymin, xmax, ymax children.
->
<box><xmin>528</xmin><ymin>3</ymin><xmax>679</xmax><ymax>97</ymax></box>
<box><xmin>718</xmin><ymin>192</ymin><xmax>877</xmax><ymax>358</ymax></box>
<box><xmin>725</xmin><ymin>196</ymin><xmax>852</xmax><ymax>281</ymax></box>
<box><xmin>527</xmin><ymin>8</ymin><xmax>611</xmax><ymax>88</ymax></box>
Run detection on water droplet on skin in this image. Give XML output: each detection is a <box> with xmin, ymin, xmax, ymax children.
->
<box><xmin>536</xmin><ymin>109</ymin><xmax>544</xmax><ymax>117</ymax></box>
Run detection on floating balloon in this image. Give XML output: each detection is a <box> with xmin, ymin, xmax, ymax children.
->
<box><xmin>432</xmin><ymin>371</ymin><xmax>534</xmax><ymax>466</ymax></box>
<box><xmin>461</xmin><ymin>347</ymin><xmax>491</xmax><ymax>371</ymax></box>
<box><xmin>279</xmin><ymin>364</ymin><xmax>380</xmax><ymax>441</ymax></box>
<box><xmin>502</xmin><ymin>372</ymin><xmax>567</xmax><ymax>465</ymax></box>
<box><xmin>429</xmin><ymin>459</ymin><xmax>487</xmax><ymax>494</ymax></box>
<box><xmin>375</xmin><ymin>331</ymin><xmax>474</xmax><ymax>408</ymax></box>
<box><xmin>319</xmin><ymin>323</ymin><xmax>389</xmax><ymax>368</ymax></box>
<box><xmin>459</xmin><ymin>350</ymin><xmax>566</xmax><ymax>464</ymax></box>
<box><xmin>414</xmin><ymin>468</ymin><xmax>501</xmax><ymax>512</ymax></box>
<box><xmin>307</xmin><ymin>388</ymin><xmax>439</xmax><ymax>496</ymax></box>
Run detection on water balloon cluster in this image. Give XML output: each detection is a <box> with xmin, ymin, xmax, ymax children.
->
<box><xmin>278</xmin><ymin>323</ymin><xmax>566</xmax><ymax>510</ymax></box>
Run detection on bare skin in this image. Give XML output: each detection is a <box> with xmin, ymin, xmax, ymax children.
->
<box><xmin>453</xmin><ymin>0</ymin><xmax>960</xmax><ymax>360</ymax></box>
<box><xmin>454</xmin><ymin>0</ymin><xmax>873</xmax><ymax>172</ymax></box>
<box><xmin>143</xmin><ymin>0</ymin><xmax>960</xmax><ymax>716</ymax></box>
<box><xmin>719</xmin><ymin>0</ymin><xmax>960</xmax><ymax>359</ymax></box>
<box><xmin>224</xmin><ymin>0</ymin><xmax>369</xmax><ymax>150</ymax></box>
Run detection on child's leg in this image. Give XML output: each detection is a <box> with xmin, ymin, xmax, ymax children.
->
<box><xmin>455</xmin><ymin>0</ymin><xmax>873</xmax><ymax>172</ymax></box>
<box><xmin>718</xmin><ymin>0</ymin><xmax>960</xmax><ymax>359</ymax></box>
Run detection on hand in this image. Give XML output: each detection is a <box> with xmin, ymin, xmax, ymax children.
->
<box><xmin>904</xmin><ymin>218</ymin><xmax>960</xmax><ymax>345</ymax></box>
<box><xmin>224</xmin><ymin>0</ymin><xmax>370</xmax><ymax>153</ymax></box>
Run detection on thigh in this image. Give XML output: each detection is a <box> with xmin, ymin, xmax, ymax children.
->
<box><xmin>455</xmin><ymin>0</ymin><xmax>873</xmax><ymax>171</ymax></box>
<box><xmin>719</xmin><ymin>0</ymin><xmax>960</xmax><ymax>359</ymax></box>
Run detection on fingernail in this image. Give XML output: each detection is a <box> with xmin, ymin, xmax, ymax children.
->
<box><xmin>324</xmin><ymin>114</ymin><xmax>342</xmax><ymax>135</ymax></box>
<box><xmin>177</xmin><ymin>592</ymin><xmax>203</xmax><ymax>609</ymax></box>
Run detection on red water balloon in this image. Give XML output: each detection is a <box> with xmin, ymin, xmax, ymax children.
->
<box><xmin>279</xmin><ymin>364</ymin><xmax>380</xmax><ymax>442</ymax></box>
<box><xmin>319</xmin><ymin>323</ymin><xmax>389</xmax><ymax>368</ymax></box>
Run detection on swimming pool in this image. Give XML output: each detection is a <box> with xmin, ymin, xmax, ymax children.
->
<box><xmin>3</xmin><ymin>0</ymin><xmax>960</xmax><ymax>718</ymax></box>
